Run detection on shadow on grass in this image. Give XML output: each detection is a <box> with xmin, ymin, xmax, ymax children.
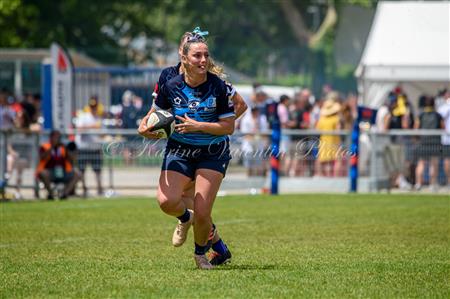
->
<box><xmin>212</xmin><ymin>264</ymin><xmax>277</xmax><ymax>271</ymax></box>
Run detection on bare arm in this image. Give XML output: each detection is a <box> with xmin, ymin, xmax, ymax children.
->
<box><xmin>414</xmin><ymin>117</ymin><xmax>420</xmax><ymax>129</ymax></box>
<box><xmin>232</xmin><ymin>92</ymin><xmax>248</xmax><ymax>119</ymax></box>
<box><xmin>39</xmin><ymin>146</ymin><xmax>52</xmax><ymax>160</ymax></box>
<box><xmin>175</xmin><ymin>114</ymin><xmax>235</xmax><ymax>136</ymax></box>
<box><xmin>137</xmin><ymin>106</ymin><xmax>165</xmax><ymax>139</ymax></box>
<box><xmin>401</xmin><ymin>112</ymin><xmax>411</xmax><ymax>129</ymax></box>
<box><xmin>384</xmin><ymin>114</ymin><xmax>391</xmax><ymax>130</ymax></box>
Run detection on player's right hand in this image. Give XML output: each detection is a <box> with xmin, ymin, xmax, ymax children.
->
<box><xmin>138</xmin><ymin>115</ymin><xmax>163</xmax><ymax>139</ymax></box>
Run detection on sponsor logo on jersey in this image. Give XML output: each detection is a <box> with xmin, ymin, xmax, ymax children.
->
<box><xmin>173</xmin><ymin>97</ymin><xmax>183</xmax><ymax>106</ymax></box>
<box><xmin>188</xmin><ymin>100</ymin><xmax>200</xmax><ymax>111</ymax></box>
<box><xmin>204</xmin><ymin>96</ymin><xmax>217</xmax><ymax>112</ymax></box>
<box><xmin>225</xmin><ymin>82</ymin><xmax>235</xmax><ymax>97</ymax></box>
<box><xmin>207</xmin><ymin>97</ymin><xmax>216</xmax><ymax>108</ymax></box>
<box><xmin>228</xmin><ymin>97</ymin><xmax>234</xmax><ymax>108</ymax></box>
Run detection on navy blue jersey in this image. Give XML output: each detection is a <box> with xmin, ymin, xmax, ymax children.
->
<box><xmin>152</xmin><ymin>63</ymin><xmax>181</xmax><ymax>99</ymax></box>
<box><xmin>154</xmin><ymin>72</ymin><xmax>235</xmax><ymax>145</ymax></box>
<box><xmin>152</xmin><ymin>63</ymin><xmax>236</xmax><ymax>103</ymax></box>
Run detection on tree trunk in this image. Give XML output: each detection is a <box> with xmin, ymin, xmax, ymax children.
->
<box><xmin>279</xmin><ymin>0</ymin><xmax>337</xmax><ymax>48</ymax></box>
<box><xmin>279</xmin><ymin>0</ymin><xmax>311</xmax><ymax>44</ymax></box>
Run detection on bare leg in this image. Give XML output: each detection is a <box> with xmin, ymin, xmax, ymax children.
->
<box><xmin>80</xmin><ymin>170</ymin><xmax>88</xmax><ymax>197</ymax></box>
<box><xmin>290</xmin><ymin>157</ymin><xmax>299</xmax><ymax>176</ymax></box>
<box><xmin>38</xmin><ymin>169</ymin><xmax>53</xmax><ymax>197</ymax></box>
<box><xmin>157</xmin><ymin>170</ymin><xmax>191</xmax><ymax>217</ymax></box>
<box><xmin>181</xmin><ymin>181</ymin><xmax>195</xmax><ymax>210</ymax></box>
<box><xmin>415</xmin><ymin>159</ymin><xmax>425</xmax><ymax>187</ymax></box>
<box><xmin>429</xmin><ymin>157</ymin><xmax>439</xmax><ymax>186</ymax></box>
<box><xmin>444</xmin><ymin>158</ymin><xmax>450</xmax><ymax>185</ymax></box>
<box><xmin>193</xmin><ymin>169</ymin><xmax>223</xmax><ymax>247</ymax></box>
<box><xmin>6</xmin><ymin>153</ymin><xmax>16</xmax><ymax>178</ymax></box>
<box><xmin>333</xmin><ymin>158</ymin><xmax>341</xmax><ymax>177</ymax></box>
<box><xmin>182</xmin><ymin>180</ymin><xmax>222</xmax><ymax>242</ymax></box>
<box><xmin>94</xmin><ymin>170</ymin><xmax>103</xmax><ymax>195</ymax></box>
<box><xmin>15</xmin><ymin>158</ymin><xmax>26</xmax><ymax>196</ymax></box>
<box><xmin>64</xmin><ymin>170</ymin><xmax>81</xmax><ymax>196</ymax></box>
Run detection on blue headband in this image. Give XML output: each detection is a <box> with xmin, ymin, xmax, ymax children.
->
<box><xmin>186</xmin><ymin>27</ymin><xmax>208</xmax><ymax>42</ymax></box>
<box><xmin>192</xmin><ymin>26</ymin><xmax>209</xmax><ymax>38</ymax></box>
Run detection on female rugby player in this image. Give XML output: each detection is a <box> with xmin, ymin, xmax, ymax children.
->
<box><xmin>138</xmin><ymin>31</ymin><xmax>237</xmax><ymax>269</ymax></box>
<box><xmin>142</xmin><ymin>28</ymin><xmax>245</xmax><ymax>266</ymax></box>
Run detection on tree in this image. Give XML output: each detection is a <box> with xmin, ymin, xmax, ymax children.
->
<box><xmin>0</xmin><ymin>0</ymin><xmax>377</xmax><ymax>91</ymax></box>
<box><xmin>0</xmin><ymin>0</ymin><xmax>187</xmax><ymax>63</ymax></box>
<box><xmin>279</xmin><ymin>0</ymin><xmax>337</xmax><ymax>49</ymax></box>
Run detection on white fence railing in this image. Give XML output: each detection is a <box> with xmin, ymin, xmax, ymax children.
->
<box><xmin>1</xmin><ymin>129</ymin><xmax>449</xmax><ymax>199</ymax></box>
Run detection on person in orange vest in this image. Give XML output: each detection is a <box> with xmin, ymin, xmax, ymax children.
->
<box><xmin>36</xmin><ymin>130</ymin><xmax>80</xmax><ymax>200</ymax></box>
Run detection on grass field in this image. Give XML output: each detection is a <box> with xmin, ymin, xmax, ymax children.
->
<box><xmin>1</xmin><ymin>194</ymin><xmax>449</xmax><ymax>298</ymax></box>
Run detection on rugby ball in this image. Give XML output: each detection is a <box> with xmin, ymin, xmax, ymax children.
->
<box><xmin>146</xmin><ymin>110</ymin><xmax>175</xmax><ymax>138</ymax></box>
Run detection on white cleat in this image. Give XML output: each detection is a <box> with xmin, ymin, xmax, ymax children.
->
<box><xmin>172</xmin><ymin>209</ymin><xmax>193</xmax><ymax>247</ymax></box>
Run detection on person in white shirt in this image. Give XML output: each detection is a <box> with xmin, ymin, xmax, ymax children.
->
<box><xmin>75</xmin><ymin>96</ymin><xmax>104</xmax><ymax>197</ymax></box>
<box><xmin>240</xmin><ymin>105</ymin><xmax>269</xmax><ymax>176</ymax></box>
<box><xmin>277</xmin><ymin>95</ymin><xmax>295</xmax><ymax>176</ymax></box>
<box><xmin>437</xmin><ymin>90</ymin><xmax>450</xmax><ymax>187</ymax></box>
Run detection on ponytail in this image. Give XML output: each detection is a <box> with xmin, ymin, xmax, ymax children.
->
<box><xmin>207</xmin><ymin>58</ymin><xmax>227</xmax><ymax>80</ymax></box>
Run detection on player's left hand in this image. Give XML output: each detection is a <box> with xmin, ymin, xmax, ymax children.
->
<box><xmin>175</xmin><ymin>114</ymin><xmax>201</xmax><ymax>133</ymax></box>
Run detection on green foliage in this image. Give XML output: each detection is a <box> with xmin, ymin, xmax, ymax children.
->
<box><xmin>1</xmin><ymin>194</ymin><xmax>449</xmax><ymax>298</ymax></box>
<box><xmin>0</xmin><ymin>0</ymin><xmax>21</xmax><ymax>13</ymax></box>
<box><xmin>0</xmin><ymin>0</ymin><xmax>378</xmax><ymax>89</ymax></box>
<box><xmin>341</xmin><ymin>0</ymin><xmax>377</xmax><ymax>8</ymax></box>
<box><xmin>256</xmin><ymin>73</ymin><xmax>312</xmax><ymax>87</ymax></box>
<box><xmin>333</xmin><ymin>64</ymin><xmax>358</xmax><ymax>93</ymax></box>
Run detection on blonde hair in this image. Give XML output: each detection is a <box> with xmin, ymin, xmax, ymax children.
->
<box><xmin>180</xmin><ymin>35</ymin><xmax>227</xmax><ymax>80</ymax></box>
<box><xmin>179</xmin><ymin>32</ymin><xmax>191</xmax><ymax>50</ymax></box>
<box><xmin>208</xmin><ymin>58</ymin><xmax>226</xmax><ymax>80</ymax></box>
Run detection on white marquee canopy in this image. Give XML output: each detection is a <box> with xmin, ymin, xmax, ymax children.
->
<box><xmin>355</xmin><ymin>1</ymin><xmax>450</xmax><ymax>108</ymax></box>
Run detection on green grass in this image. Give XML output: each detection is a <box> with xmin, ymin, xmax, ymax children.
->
<box><xmin>1</xmin><ymin>194</ymin><xmax>449</xmax><ymax>298</ymax></box>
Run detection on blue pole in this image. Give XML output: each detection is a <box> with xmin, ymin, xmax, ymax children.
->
<box><xmin>349</xmin><ymin>118</ymin><xmax>359</xmax><ymax>192</ymax></box>
<box><xmin>41</xmin><ymin>62</ymin><xmax>53</xmax><ymax>129</ymax></box>
<box><xmin>271</xmin><ymin>120</ymin><xmax>281</xmax><ymax>195</ymax></box>
<box><xmin>350</xmin><ymin>106</ymin><xmax>377</xmax><ymax>192</ymax></box>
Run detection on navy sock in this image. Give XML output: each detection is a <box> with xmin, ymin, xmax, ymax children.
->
<box><xmin>194</xmin><ymin>243</ymin><xmax>209</xmax><ymax>255</ymax></box>
<box><xmin>176</xmin><ymin>209</ymin><xmax>190</xmax><ymax>223</ymax></box>
<box><xmin>212</xmin><ymin>238</ymin><xmax>228</xmax><ymax>255</ymax></box>
<box><xmin>209</xmin><ymin>223</ymin><xmax>216</xmax><ymax>239</ymax></box>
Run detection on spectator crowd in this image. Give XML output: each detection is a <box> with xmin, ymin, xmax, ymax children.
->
<box><xmin>1</xmin><ymin>83</ymin><xmax>450</xmax><ymax>199</ymax></box>
<box><xmin>237</xmin><ymin>84</ymin><xmax>450</xmax><ymax>191</ymax></box>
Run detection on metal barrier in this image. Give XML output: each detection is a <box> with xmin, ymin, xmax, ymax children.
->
<box><xmin>1</xmin><ymin>129</ymin><xmax>448</xmax><ymax>199</ymax></box>
<box><xmin>367</xmin><ymin>129</ymin><xmax>450</xmax><ymax>192</ymax></box>
<box><xmin>0</xmin><ymin>130</ymin><xmax>39</xmax><ymax>199</ymax></box>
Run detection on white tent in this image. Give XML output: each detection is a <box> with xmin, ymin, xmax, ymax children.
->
<box><xmin>355</xmin><ymin>1</ymin><xmax>450</xmax><ymax>108</ymax></box>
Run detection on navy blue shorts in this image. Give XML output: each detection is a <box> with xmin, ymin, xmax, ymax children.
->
<box><xmin>161</xmin><ymin>139</ymin><xmax>231</xmax><ymax>179</ymax></box>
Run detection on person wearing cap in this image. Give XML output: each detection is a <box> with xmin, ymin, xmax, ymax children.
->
<box><xmin>315</xmin><ymin>92</ymin><xmax>342</xmax><ymax>177</ymax></box>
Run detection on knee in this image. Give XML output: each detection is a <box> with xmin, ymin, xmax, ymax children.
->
<box><xmin>157</xmin><ymin>192</ymin><xmax>180</xmax><ymax>212</ymax></box>
<box><xmin>194</xmin><ymin>211</ymin><xmax>211</xmax><ymax>226</ymax></box>
<box><xmin>38</xmin><ymin>169</ymin><xmax>50</xmax><ymax>181</ymax></box>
